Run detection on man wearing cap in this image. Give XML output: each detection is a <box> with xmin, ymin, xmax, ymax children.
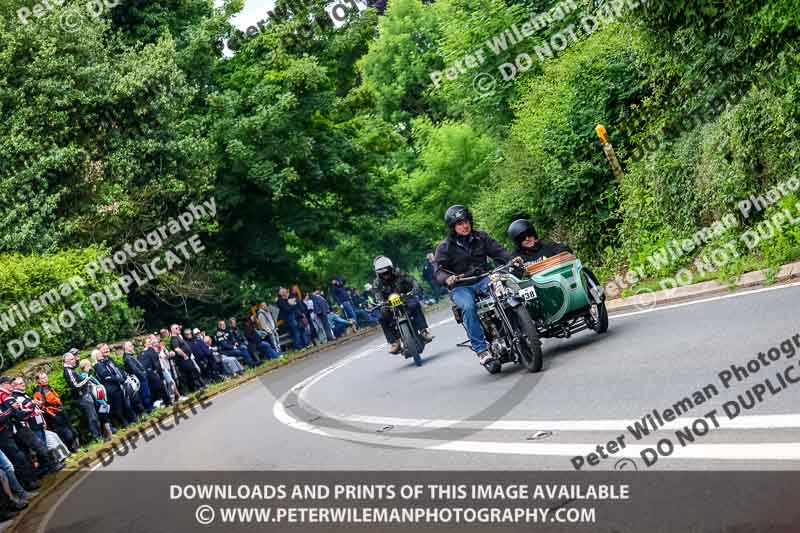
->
<box><xmin>63</xmin><ymin>351</ymin><xmax>103</xmax><ymax>441</ymax></box>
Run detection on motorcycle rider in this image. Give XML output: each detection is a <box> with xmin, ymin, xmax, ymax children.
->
<box><xmin>508</xmin><ymin>219</ymin><xmax>572</xmax><ymax>263</ymax></box>
<box><xmin>373</xmin><ymin>256</ymin><xmax>434</xmax><ymax>354</ymax></box>
<box><xmin>434</xmin><ymin>205</ymin><xmax>522</xmax><ymax>366</ymax></box>
<box><xmin>508</xmin><ymin>219</ymin><xmax>603</xmax><ymax>292</ymax></box>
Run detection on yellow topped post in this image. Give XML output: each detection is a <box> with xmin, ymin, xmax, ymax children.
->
<box><xmin>595</xmin><ymin>123</ymin><xmax>624</xmax><ymax>180</ymax></box>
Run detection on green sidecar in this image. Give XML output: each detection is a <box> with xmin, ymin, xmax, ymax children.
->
<box><xmin>504</xmin><ymin>252</ymin><xmax>608</xmax><ymax>339</ymax></box>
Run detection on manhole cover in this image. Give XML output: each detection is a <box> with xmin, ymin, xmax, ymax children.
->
<box><xmin>526</xmin><ymin>431</ymin><xmax>553</xmax><ymax>441</ymax></box>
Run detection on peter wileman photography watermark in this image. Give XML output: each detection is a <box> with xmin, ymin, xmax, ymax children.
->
<box><xmin>604</xmin><ymin>175</ymin><xmax>800</xmax><ymax>309</ymax></box>
<box><xmin>16</xmin><ymin>0</ymin><xmax>120</xmax><ymax>32</ymax></box>
<box><xmin>571</xmin><ymin>330</ymin><xmax>800</xmax><ymax>470</ymax></box>
<box><xmin>429</xmin><ymin>0</ymin><xmax>649</xmax><ymax>97</ymax></box>
<box><xmin>73</xmin><ymin>392</ymin><xmax>213</xmax><ymax>469</ymax></box>
<box><xmin>0</xmin><ymin>198</ymin><xmax>217</xmax><ymax>366</ymax></box>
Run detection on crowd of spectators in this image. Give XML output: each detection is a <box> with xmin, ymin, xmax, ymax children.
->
<box><xmin>0</xmin><ymin>282</ymin><xmax>379</xmax><ymax>519</ymax></box>
<box><xmin>0</xmin><ymin>277</ymin><xmax>433</xmax><ymax>521</ymax></box>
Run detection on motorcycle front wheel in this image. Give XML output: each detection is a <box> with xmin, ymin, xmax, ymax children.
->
<box><xmin>511</xmin><ymin>306</ymin><xmax>543</xmax><ymax>373</ymax></box>
<box><xmin>398</xmin><ymin>321</ymin><xmax>422</xmax><ymax>366</ymax></box>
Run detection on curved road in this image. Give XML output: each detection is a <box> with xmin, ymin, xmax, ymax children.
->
<box><xmin>105</xmin><ymin>282</ymin><xmax>800</xmax><ymax>470</ymax></box>
<box><xmin>18</xmin><ymin>282</ymin><xmax>800</xmax><ymax>533</ymax></box>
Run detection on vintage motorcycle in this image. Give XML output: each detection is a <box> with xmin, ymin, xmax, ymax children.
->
<box><xmin>454</xmin><ymin>253</ymin><xmax>608</xmax><ymax>374</ymax></box>
<box><xmin>385</xmin><ymin>292</ymin><xmax>427</xmax><ymax>366</ymax></box>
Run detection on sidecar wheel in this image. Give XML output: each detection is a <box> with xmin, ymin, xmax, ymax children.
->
<box><xmin>589</xmin><ymin>301</ymin><xmax>609</xmax><ymax>334</ymax></box>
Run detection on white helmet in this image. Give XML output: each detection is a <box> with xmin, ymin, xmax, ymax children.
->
<box><xmin>373</xmin><ymin>255</ymin><xmax>394</xmax><ymax>275</ymax></box>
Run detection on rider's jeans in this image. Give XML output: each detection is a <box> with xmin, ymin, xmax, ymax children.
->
<box><xmin>451</xmin><ymin>277</ymin><xmax>492</xmax><ymax>354</ymax></box>
<box><xmin>379</xmin><ymin>296</ymin><xmax>427</xmax><ymax>343</ymax></box>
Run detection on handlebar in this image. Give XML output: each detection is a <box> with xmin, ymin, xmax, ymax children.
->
<box><xmin>447</xmin><ymin>260</ymin><xmax>521</xmax><ymax>284</ymax></box>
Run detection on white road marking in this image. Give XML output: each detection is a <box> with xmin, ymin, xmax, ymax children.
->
<box><xmin>274</xmin><ymin>281</ymin><xmax>800</xmax><ymax>460</ymax></box>
<box><xmin>319</xmin><ymin>413</ymin><xmax>800</xmax><ymax>432</ymax></box>
<box><xmin>275</xmin><ymin>399</ymin><xmax>800</xmax><ymax>460</ymax></box>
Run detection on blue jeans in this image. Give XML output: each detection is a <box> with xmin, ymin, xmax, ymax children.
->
<box><xmin>341</xmin><ymin>301</ymin><xmax>356</xmax><ymax>321</ymax></box>
<box><xmin>450</xmin><ymin>277</ymin><xmax>491</xmax><ymax>354</ymax></box>
<box><xmin>255</xmin><ymin>340</ymin><xmax>279</xmax><ymax>360</ymax></box>
<box><xmin>328</xmin><ymin>313</ymin><xmax>351</xmax><ymax>338</ymax></box>
<box><xmin>286</xmin><ymin>314</ymin><xmax>306</xmax><ymax>350</ymax></box>
<box><xmin>0</xmin><ymin>448</ymin><xmax>26</xmax><ymax>498</ymax></box>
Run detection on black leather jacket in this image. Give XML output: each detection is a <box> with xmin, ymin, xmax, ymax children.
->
<box><xmin>434</xmin><ymin>230</ymin><xmax>512</xmax><ymax>287</ymax></box>
<box><xmin>514</xmin><ymin>240</ymin><xmax>572</xmax><ymax>264</ymax></box>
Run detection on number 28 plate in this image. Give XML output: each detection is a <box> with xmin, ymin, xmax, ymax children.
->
<box><xmin>519</xmin><ymin>286</ymin><xmax>537</xmax><ymax>301</ymax></box>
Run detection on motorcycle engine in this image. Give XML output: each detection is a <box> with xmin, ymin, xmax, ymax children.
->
<box><xmin>490</xmin><ymin>337</ymin><xmax>510</xmax><ymax>357</ymax></box>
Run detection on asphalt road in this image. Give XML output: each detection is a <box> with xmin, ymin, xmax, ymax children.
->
<box><xmin>96</xmin><ymin>281</ymin><xmax>800</xmax><ymax>472</ymax></box>
<box><xmin>19</xmin><ymin>282</ymin><xmax>800</xmax><ymax>533</ymax></box>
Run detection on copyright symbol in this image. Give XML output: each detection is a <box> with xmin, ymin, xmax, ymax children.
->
<box><xmin>60</xmin><ymin>9</ymin><xmax>84</xmax><ymax>32</ymax></box>
<box><xmin>614</xmin><ymin>458</ymin><xmax>638</xmax><ymax>471</ymax></box>
<box><xmin>195</xmin><ymin>504</ymin><xmax>215</xmax><ymax>525</ymax></box>
<box><xmin>472</xmin><ymin>72</ymin><xmax>496</xmax><ymax>97</ymax></box>
<box><xmin>632</xmin><ymin>286</ymin><xmax>657</xmax><ymax>311</ymax></box>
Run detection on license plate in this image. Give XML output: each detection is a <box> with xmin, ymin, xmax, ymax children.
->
<box><xmin>519</xmin><ymin>286</ymin><xmax>537</xmax><ymax>301</ymax></box>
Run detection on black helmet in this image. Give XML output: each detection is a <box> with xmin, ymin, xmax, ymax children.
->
<box><xmin>508</xmin><ymin>219</ymin><xmax>538</xmax><ymax>243</ymax></box>
<box><xmin>444</xmin><ymin>205</ymin><xmax>473</xmax><ymax>229</ymax></box>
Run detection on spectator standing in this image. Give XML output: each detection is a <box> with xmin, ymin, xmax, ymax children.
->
<box><xmin>93</xmin><ymin>348</ymin><xmax>137</xmax><ymax>428</ymax></box>
<box><xmin>123</xmin><ymin>342</ymin><xmax>152</xmax><ymax>413</ymax></box>
<box><xmin>311</xmin><ymin>290</ymin><xmax>336</xmax><ymax>342</ymax></box>
<box><xmin>140</xmin><ymin>335</ymin><xmax>169</xmax><ymax>407</ymax></box>
<box><xmin>170</xmin><ymin>325</ymin><xmax>205</xmax><ymax>393</ymax></box>
<box><xmin>422</xmin><ymin>252</ymin><xmax>443</xmax><ymax>302</ymax></box>
<box><xmin>277</xmin><ymin>287</ymin><xmax>307</xmax><ymax>350</ymax></box>
<box><xmin>304</xmin><ymin>294</ymin><xmax>328</xmax><ymax>344</ymax></box>
<box><xmin>32</xmin><ymin>372</ymin><xmax>79</xmax><ymax>452</ymax></box>
<box><xmin>158</xmin><ymin>341</ymin><xmax>184</xmax><ymax>403</ymax></box>
<box><xmin>0</xmin><ymin>377</ymin><xmax>57</xmax><ymax>478</ymax></box>
<box><xmin>63</xmin><ymin>351</ymin><xmax>102</xmax><ymax>441</ymax></box>
<box><xmin>331</xmin><ymin>278</ymin><xmax>357</xmax><ymax>322</ymax></box>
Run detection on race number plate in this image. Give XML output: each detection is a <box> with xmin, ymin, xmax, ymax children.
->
<box><xmin>519</xmin><ymin>286</ymin><xmax>537</xmax><ymax>301</ymax></box>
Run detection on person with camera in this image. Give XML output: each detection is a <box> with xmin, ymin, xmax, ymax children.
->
<box><xmin>33</xmin><ymin>372</ymin><xmax>79</xmax><ymax>452</ymax></box>
<box><xmin>63</xmin><ymin>350</ymin><xmax>103</xmax><ymax>441</ymax></box>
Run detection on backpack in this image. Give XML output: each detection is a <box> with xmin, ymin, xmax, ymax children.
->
<box><xmin>125</xmin><ymin>374</ymin><xmax>141</xmax><ymax>396</ymax></box>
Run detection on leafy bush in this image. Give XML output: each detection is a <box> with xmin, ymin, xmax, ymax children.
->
<box><xmin>0</xmin><ymin>249</ymin><xmax>143</xmax><ymax>367</ymax></box>
<box><xmin>474</xmin><ymin>24</ymin><xmax>648</xmax><ymax>258</ymax></box>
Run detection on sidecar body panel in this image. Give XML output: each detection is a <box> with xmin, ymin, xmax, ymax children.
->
<box><xmin>513</xmin><ymin>254</ymin><xmax>591</xmax><ymax>324</ymax></box>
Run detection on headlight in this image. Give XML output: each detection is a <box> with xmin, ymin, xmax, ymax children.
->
<box><xmin>493</xmin><ymin>281</ymin><xmax>508</xmax><ymax>298</ymax></box>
